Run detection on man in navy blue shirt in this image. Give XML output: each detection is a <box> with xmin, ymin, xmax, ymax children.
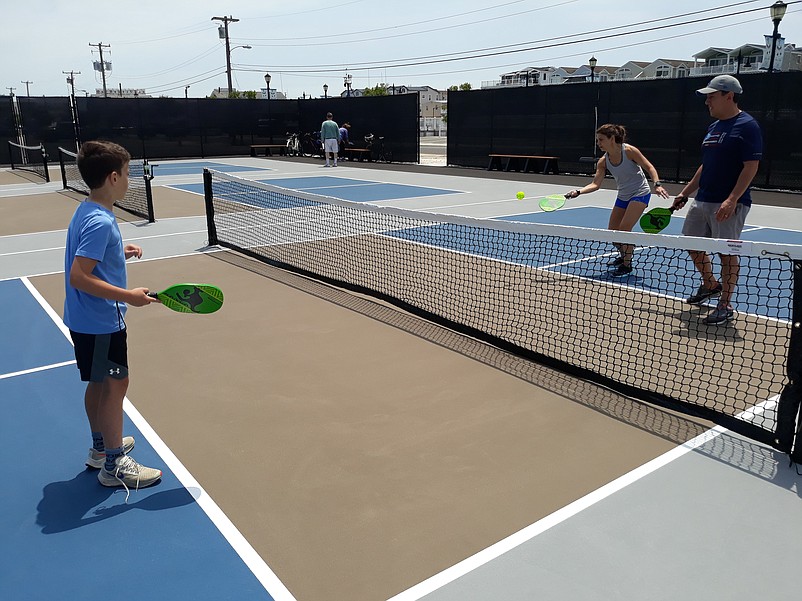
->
<box><xmin>671</xmin><ymin>75</ymin><xmax>763</xmax><ymax>325</ymax></box>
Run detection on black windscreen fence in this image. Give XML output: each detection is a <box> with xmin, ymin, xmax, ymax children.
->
<box><xmin>14</xmin><ymin>96</ymin><xmax>76</xmax><ymax>160</ymax></box>
<box><xmin>5</xmin><ymin>93</ymin><xmax>419</xmax><ymax>164</ymax></box>
<box><xmin>448</xmin><ymin>71</ymin><xmax>802</xmax><ymax>190</ymax></box>
<box><xmin>0</xmin><ymin>97</ymin><xmax>15</xmax><ymax>165</ymax></box>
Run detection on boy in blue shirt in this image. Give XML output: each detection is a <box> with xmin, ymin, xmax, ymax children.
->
<box><xmin>64</xmin><ymin>140</ymin><xmax>161</xmax><ymax>491</ymax></box>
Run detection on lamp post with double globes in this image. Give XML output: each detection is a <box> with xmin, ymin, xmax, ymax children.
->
<box><xmin>768</xmin><ymin>1</ymin><xmax>787</xmax><ymax>75</ymax></box>
<box><xmin>264</xmin><ymin>72</ymin><xmax>272</xmax><ymax>142</ymax></box>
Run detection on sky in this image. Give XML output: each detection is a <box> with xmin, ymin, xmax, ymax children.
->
<box><xmin>2</xmin><ymin>0</ymin><xmax>800</xmax><ymax>98</ymax></box>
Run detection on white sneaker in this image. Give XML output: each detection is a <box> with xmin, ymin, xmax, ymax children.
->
<box><xmin>86</xmin><ymin>436</ymin><xmax>136</xmax><ymax>469</ymax></box>
<box><xmin>98</xmin><ymin>455</ymin><xmax>162</xmax><ymax>493</ymax></box>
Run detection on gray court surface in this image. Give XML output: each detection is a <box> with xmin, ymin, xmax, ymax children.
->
<box><xmin>3</xmin><ymin>156</ymin><xmax>801</xmax><ymax>600</ymax></box>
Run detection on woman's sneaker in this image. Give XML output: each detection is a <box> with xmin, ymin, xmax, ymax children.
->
<box><xmin>98</xmin><ymin>455</ymin><xmax>162</xmax><ymax>490</ymax></box>
<box><xmin>86</xmin><ymin>436</ymin><xmax>136</xmax><ymax>469</ymax></box>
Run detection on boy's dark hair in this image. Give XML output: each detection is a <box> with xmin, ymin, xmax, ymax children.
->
<box><xmin>77</xmin><ymin>140</ymin><xmax>131</xmax><ymax>190</ymax></box>
<box><xmin>596</xmin><ymin>123</ymin><xmax>627</xmax><ymax>144</ymax></box>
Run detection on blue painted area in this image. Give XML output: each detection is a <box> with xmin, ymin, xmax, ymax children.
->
<box><xmin>741</xmin><ymin>227</ymin><xmax>802</xmax><ymax>246</ymax></box>
<box><xmin>0</xmin><ymin>283</ymin><xmax>276</xmax><ymax>601</ymax></box>
<box><xmin>153</xmin><ymin>162</ymin><xmax>265</xmax><ymax>177</ymax></box>
<box><xmin>384</xmin><ymin>222</ymin><xmax>794</xmax><ymax>320</ymax></box>
<box><xmin>0</xmin><ymin>367</ymin><xmax>274</xmax><ymax>601</ymax></box>
<box><xmin>260</xmin><ymin>176</ymin><xmax>377</xmax><ymax>189</ymax></box>
<box><xmin>0</xmin><ymin>279</ymin><xmax>75</xmax><ymax>373</ymax></box>
<box><xmin>174</xmin><ymin>178</ymin><xmax>459</xmax><ymax>204</ymax></box>
<box><xmin>267</xmin><ymin>182</ymin><xmax>459</xmax><ymax>203</ymax></box>
<box><xmin>498</xmin><ymin>206</ymin><xmax>687</xmax><ymax>235</ymax></box>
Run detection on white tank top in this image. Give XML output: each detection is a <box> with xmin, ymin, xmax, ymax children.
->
<box><xmin>604</xmin><ymin>144</ymin><xmax>650</xmax><ymax>201</ymax></box>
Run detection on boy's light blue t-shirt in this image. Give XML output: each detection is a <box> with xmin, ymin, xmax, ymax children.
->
<box><xmin>64</xmin><ymin>201</ymin><xmax>128</xmax><ymax>334</ymax></box>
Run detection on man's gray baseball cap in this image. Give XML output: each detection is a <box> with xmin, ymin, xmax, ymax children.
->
<box><xmin>696</xmin><ymin>74</ymin><xmax>743</xmax><ymax>95</ymax></box>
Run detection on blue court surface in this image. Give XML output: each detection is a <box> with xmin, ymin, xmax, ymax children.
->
<box><xmin>172</xmin><ymin>175</ymin><xmax>459</xmax><ymax>203</ymax></box>
<box><xmin>151</xmin><ymin>161</ymin><xmax>266</xmax><ymax>177</ymax></box>
<box><xmin>0</xmin><ymin>277</ymin><xmax>283</xmax><ymax>601</ymax></box>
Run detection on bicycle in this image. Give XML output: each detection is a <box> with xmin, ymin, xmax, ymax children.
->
<box><xmin>285</xmin><ymin>132</ymin><xmax>301</xmax><ymax>157</ymax></box>
<box><xmin>364</xmin><ymin>133</ymin><xmax>393</xmax><ymax>163</ymax></box>
<box><xmin>301</xmin><ymin>131</ymin><xmax>323</xmax><ymax>157</ymax></box>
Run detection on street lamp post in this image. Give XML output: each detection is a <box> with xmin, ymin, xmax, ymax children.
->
<box><xmin>185</xmin><ymin>85</ymin><xmax>190</xmax><ymax>99</ymax></box>
<box><xmin>264</xmin><ymin>72</ymin><xmax>272</xmax><ymax>143</ymax></box>
<box><xmin>323</xmin><ymin>84</ymin><xmax>328</xmax><ymax>98</ymax></box>
<box><xmin>768</xmin><ymin>1</ymin><xmax>787</xmax><ymax>74</ymax></box>
<box><xmin>589</xmin><ymin>56</ymin><xmax>597</xmax><ymax>83</ymax></box>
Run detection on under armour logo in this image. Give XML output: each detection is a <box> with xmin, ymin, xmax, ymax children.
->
<box><xmin>108</xmin><ymin>368</ymin><xmax>121</xmax><ymax>375</ymax></box>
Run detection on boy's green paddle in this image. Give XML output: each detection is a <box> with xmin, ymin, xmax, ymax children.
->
<box><xmin>147</xmin><ymin>284</ymin><xmax>224</xmax><ymax>314</ymax></box>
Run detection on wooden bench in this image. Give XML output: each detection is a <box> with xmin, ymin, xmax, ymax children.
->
<box><xmin>343</xmin><ymin>147</ymin><xmax>373</xmax><ymax>162</ymax></box>
<box><xmin>250</xmin><ymin>144</ymin><xmax>287</xmax><ymax>157</ymax></box>
<box><xmin>487</xmin><ymin>154</ymin><xmax>559</xmax><ymax>175</ymax></box>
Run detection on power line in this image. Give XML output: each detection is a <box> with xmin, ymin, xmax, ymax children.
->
<box><xmin>242</xmin><ymin>0</ymin><xmax>537</xmax><ymax>42</ymax></box>
<box><xmin>233</xmin><ymin>2</ymin><xmax>778</xmax><ymax>73</ymax></box>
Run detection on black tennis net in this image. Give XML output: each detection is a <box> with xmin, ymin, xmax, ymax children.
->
<box><xmin>202</xmin><ymin>169</ymin><xmax>802</xmax><ymax>462</ymax></box>
<box><xmin>57</xmin><ymin>147</ymin><xmax>155</xmax><ymax>223</ymax></box>
<box><xmin>8</xmin><ymin>141</ymin><xmax>50</xmax><ymax>182</ymax></box>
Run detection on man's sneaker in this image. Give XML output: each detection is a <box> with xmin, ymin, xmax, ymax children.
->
<box><xmin>86</xmin><ymin>436</ymin><xmax>136</xmax><ymax>469</ymax></box>
<box><xmin>98</xmin><ymin>455</ymin><xmax>162</xmax><ymax>490</ymax></box>
<box><xmin>703</xmin><ymin>304</ymin><xmax>734</xmax><ymax>325</ymax></box>
<box><xmin>608</xmin><ymin>256</ymin><xmax>624</xmax><ymax>267</ymax></box>
<box><xmin>687</xmin><ymin>283</ymin><xmax>722</xmax><ymax>305</ymax></box>
<box><xmin>610</xmin><ymin>264</ymin><xmax>633</xmax><ymax>278</ymax></box>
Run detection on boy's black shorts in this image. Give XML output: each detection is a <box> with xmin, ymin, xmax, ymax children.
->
<box><xmin>70</xmin><ymin>329</ymin><xmax>129</xmax><ymax>382</ymax></box>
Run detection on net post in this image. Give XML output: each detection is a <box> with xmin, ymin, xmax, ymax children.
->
<box><xmin>143</xmin><ymin>159</ymin><xmax>155</xmax><ymax>223</ymax></box>
<box><xmin>7</xmin><ymin>141</ymin><xmax>15</xmax><ymax>170</ymax></box>
<box><xmin>780</xmin><ymin>260</ymin><xmax>802</xmax><ymax>463</ymax></box>
<box><xmin>203</xmin><ymin>169</ymin><xmax>218</xmax><ymax>246</ymax></box>
<box><xmin>40</xmin><ymin>144</ymin><xmax>50</xmax><ymax>183</ymax></box>
<box><xmin>58</xmin><ymin>148</ymin><xmax>68</xmax><ymax>189</ymax></box>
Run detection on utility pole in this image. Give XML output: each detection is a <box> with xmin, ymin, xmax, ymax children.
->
<box><xmin>211</xmin><ymin>16</ymin><xmax>239</xmax><ymax>96</ymax></box>
<box><xmin>89</xmin><ymin>42</ymin><xmax>111</xmax><ymax>97</ymax></box>
<box><xmin>6</xmin><ymin>87</ymin><xmax>15</xmax><ymax>96</ymax></box>
<box><xmin>20</xmin><ymin>81</ymin><xmax>33</xmax><ymax>96</ymax></box>
<box><xmin>63</xmin><ymin>70</ymin><xmax>81</xmax><ymax>97</ymax></box>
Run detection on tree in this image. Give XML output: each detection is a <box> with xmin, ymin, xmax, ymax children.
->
<box><xmin>363</xmin><ymin>84</ymin><xmax>388</xmax><ymax>96</ymax></box>
<box><xmin>448</xmin><ymin>83</ymin><xmax>472</xmax><ymax>92</ymax></box>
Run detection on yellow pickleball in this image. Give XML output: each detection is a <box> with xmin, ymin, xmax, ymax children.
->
<box><xmin>516</xmin><ymin>191</ymin><xmax>525</xmax><ymax>200</ymax></box>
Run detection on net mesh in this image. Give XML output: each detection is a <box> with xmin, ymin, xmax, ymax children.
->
<box><xmin>8</xmin><ymin>141</ymin><xmax>50</xmax><ymax>182</ymax></box>
<box><xmin>57</xmin><ymin>147</ymin><xmax>155</xmax><ymax>222</ymax></box>
<box><xmin>203</xmin><ymin>169</ymin><xmax>802</xmax><ymax>455</ymax></box>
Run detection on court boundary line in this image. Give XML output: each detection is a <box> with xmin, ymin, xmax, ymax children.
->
<box><xmin>386</xmin><ymin>398</ymin><xmax>777</xmax><ymax>601</ymax></box>
<box><xmin>0</xmin><ymin>360</ymin><xmax>76</xmax><ymax>381</ymax></box>
<box><xmin>18</xmin><ymin>275</ymin><xmax>299</xmax><ymax>601</ymax></box>
<box><xmin>1</xmin><ymin>248</ymin><xmax>223</xmax><ymax>283</ymax></box>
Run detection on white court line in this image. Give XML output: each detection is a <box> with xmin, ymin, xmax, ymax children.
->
<box><xmin>387</xmin><ymin>398</ymin><xmax>778</xmax><ymax>601</ymax></box>
<box><xmin>0</xmin><ymin>248</ymin><xmax>223</xmax><ymax>282</ymax></box>
<box><xmin>0</xmin><ymin>230</ymin><xmax>208</xmax><ymax>258</ymax></box>
<box><xmin>0</xmin><ymin>360</ymin><xmax>76</xmax><ymax>381</ymax></box>
<box><xmin>19</xmin><ymin>275</ymin><xmax>298</xmax><ymax>601</ymax></box>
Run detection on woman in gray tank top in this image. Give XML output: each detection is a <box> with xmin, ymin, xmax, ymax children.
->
<box><xmin>564</xmin><ymin>124</ymin><xmax>668</xmax><ymax>277</ymax></box>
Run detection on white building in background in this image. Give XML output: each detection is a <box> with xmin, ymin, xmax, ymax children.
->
<box><xmin>483</xmin><ymin>37</ymin><xmax>801</xmax><ymax>89</ymax></box>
